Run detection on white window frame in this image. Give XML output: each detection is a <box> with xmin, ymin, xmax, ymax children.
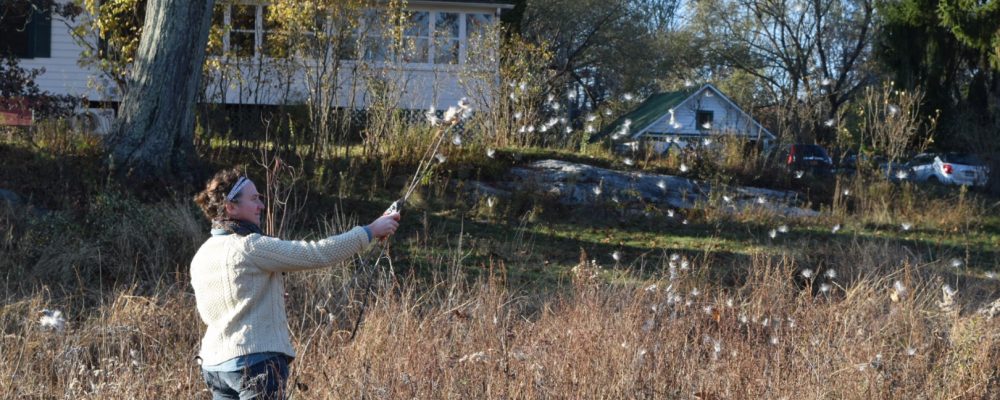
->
<box><xmin>211</xmin><ymin>2</ymin><xmax>498</xmax><ymax>70</ymax></box>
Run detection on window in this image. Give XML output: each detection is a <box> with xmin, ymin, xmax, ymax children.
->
<box><xmin>230</xmin><ymin>4</ymin><xmax>257</xmax><ymax>57</ymax></box>
<box><xmin>302</xmin><ymin>13</ymin><xmax>328</xmax><ymax>59</ymax></box>
<box><xmin>0</xmin><ymin>1</ymin><xmax>50</xmax><ymax>58</ymax></box>
<box><xmin>337</xmin><ymin>25</ymin><xmax>358</xmax><ymax>61</ymax></box>
<box><xmin>433</xmin><ymin>12</ymin><xmax>459</xmax><ymax>64</ymax></box>
<box><xmin>362</xmin><ymin>9</ymin><xmax>389</xmax><ymax>62</ymax></box>
<box><xmin>696</xmin><ymin>110</ymin><xmax>714</xmax><ymax>130</ymax></box>
<box><xmin>464</xmin><ymin>13</ymin><xmax>493</xmax><ymax>65</ymax></box>
<box><xmin>260</xmin><ymin>6</ymin><xmax>288</xmax><ymax>58</ymax></box>
<box><xmin>207</xmin><ymin>4</ymin><xmax>226</xmax><ymax>56</ymax></box>
<box><xmin>205</xmin><ymin>5</ymin><xmax>496</xmax><ymax>66</ymax></box>
<box><xmin>465</xmin><ymin>13</ymin><xmax>492</xmax><ymax>42</ymax></box>
<box><xmin>402</xmin><ymin>11</ymin><xmax>429</xmax><ymax>63</ymax></box>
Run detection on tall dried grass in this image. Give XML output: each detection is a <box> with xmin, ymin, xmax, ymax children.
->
<box><xmin>3</xmin><ymin>231</ymin><xmax>998</xmax><ymax>399</ymax></box>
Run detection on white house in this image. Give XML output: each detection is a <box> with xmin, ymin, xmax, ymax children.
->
<box><xmin>590</xmin><ymin>84</ymin><xmax>776</xmax><ymax>153</ymax></box>
<box><xmin>2</xmin><ymin>1</ymin><xmax>512</xmax><ymax>117</ymax></box>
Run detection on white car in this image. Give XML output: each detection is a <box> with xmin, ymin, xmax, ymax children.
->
<box><xmin>927</xmin><ymin>154</ymin><xmax>990</xmax><ymax>187</ymax></box>
<box><xmin>903</xmin><ymin>153</ymin><xmax>938</xmax><ymax>182</ymax></box>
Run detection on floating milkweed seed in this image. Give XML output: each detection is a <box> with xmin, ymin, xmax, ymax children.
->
<box><xmin>795</xmin><ymin>170</ymin><xmax>805</xmax><ymax>179</ymax></box>
<box><xmin>893</xmin><ymin>280</ymin><xmax>907</xmax><ymax>298</ymax></box>
<box><xmin>623</xmin><ymin>158</ymin><xmax>634</xmax><ymax>166</ymax></box>
<box><xmin>657</xmin><ymin>180</ymin><xmax>667</xmax><ymax>190</ymax></box>
<box><xmin>452</xmin><ymin>134</ymin><xmax>462</xmax><ymax>146</ymax></box>
<box><xmin>777</xmin><ymin>225</ymin><xmax>789</xmax><ymax>233</ymax></box>
<box><xmin>487</xmin><ymin>148</ymin><xmax>496</xmax><ymax>158</ymax></box>
<box><xmin>819</xmin><ymin>283</ymin><xmax>832</xmax><ymax>293</ymax></box>
<box><xmin>444</xmin><ymin>106</ymin><xmax>460</xmax><ymax>122</ymax></box>
<box><xmin>825</xmin><ymin>269</ymin><xmax>837</xmax><ymax>279</ymax></box>
<box><xmin>831</xmin><ymin>224</ymin><xmax>841</xmax><ymax>233</ymax></box>
<box><xmin>842</xmin><ymin>189</ymin><xmax>851</xmax><ymax>196</ymax></box>
<box><xmin>768</xmin><ymin>229</ymin><xmax>777</xmax><ymax>239</ymax></box>
<box><xmin>612</xmin><ymin>251</ymin><xmax>621</xmax><ymax>261</ymax></box>
<box><xmin>679</xmin><ymin>163</ymin><xmax>689</xmax><ymax>173</ymax></box>
<box><xmin>425</xmin><ymin>106</ymin><xmax>439</xmax><ymax>126</ymax></box>
<box><xmin>435</xmin><ymin>153</ymin><xmax>447</xmax><ymax>163</ymax></box>
<box><xmin>949</xmin><ymin>258</ymin><xmax>963</xmax><ymax>268</ymax></box>
<box><xmin>824</xmin><ymin>119</ymin><xmax>835</xmax><ymax>127</ymax></box>
<box><xmin>723</xmin><ymin>195</ymin><xmax>733</xmax><ymax>203</ymax></box>
<box><xmin>39</xmin><ymin>309</ymin><xmax>66</xmax><ymax>332</ymax></box>
<box><xmin>801</xmin><ymin>269</ymin><xmax>814</xmax><ymax>279</ymax></box>
<box><xmin>901</xmin><ymin>222</ymin><xmax>912</xmax><ymax>231</ymax></box>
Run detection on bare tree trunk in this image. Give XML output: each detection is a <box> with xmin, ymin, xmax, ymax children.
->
<box><xmin>105</xmin><ymin>0</ymin><xmax>215</xmax><ymax>185</ymax></box>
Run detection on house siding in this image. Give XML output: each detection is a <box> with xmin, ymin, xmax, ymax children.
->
<box><xmin>202</xmin><ymin>61</ymin><xmax>475</xmax><ymax>109</ymax></box>
<box><xmin>19</xmin><ymin>2</ymin><xmax>500</xmax><ymax>110</ymax></box>
<box><xmin>16</xmin><ymin>13</ymin><xmax>106</xmax><ymax>101</ymax></box>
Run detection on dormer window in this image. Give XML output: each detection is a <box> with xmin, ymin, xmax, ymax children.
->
<box><xmin>696</xmin><ymin>110</ymin><xmax>714</xmax><ymax>130</ymax></box>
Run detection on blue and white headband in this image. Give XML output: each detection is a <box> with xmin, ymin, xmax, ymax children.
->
<box><xmin>226</xmin><ymin>176</ymin><xmax>250</xmax><ymax>202</ymax></box>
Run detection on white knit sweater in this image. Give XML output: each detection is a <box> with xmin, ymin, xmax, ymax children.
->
<box><xmin>190</xmin><ymin>226</ymin><xmax>370</xmax><ymax>365</ymax></box>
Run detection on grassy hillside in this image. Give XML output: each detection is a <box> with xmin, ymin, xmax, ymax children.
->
<box><xmin>2</xmin><ymin>126</ymin><xmax>999</xmax><ymax>398</ymax></box>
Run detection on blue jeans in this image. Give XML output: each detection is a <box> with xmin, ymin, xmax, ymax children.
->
<box><xmin>201</xmin><ymin>355</ymin><xmax>290</xmax><ymax>400</ymax></box>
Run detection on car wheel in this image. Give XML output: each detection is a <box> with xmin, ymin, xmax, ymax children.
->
<box><xmin>927</xmin><ymin>176</ymin><xmax>939</xmax><ymax>185</ymax></box>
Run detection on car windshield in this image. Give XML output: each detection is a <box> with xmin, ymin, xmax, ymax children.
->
<box><xmin>795</xmin><ymin>145</ymin><xmax>829</xmax><ymax>158</ymax></box>
<box><xmin>939</xmin><ymin>153</ymin><xmax>983</xmax><ymax>165</ymax></box>
<box><xmin>909</xmin><ymin>154</ymin><xmax>936</xmax><ymax>165</ymax></box>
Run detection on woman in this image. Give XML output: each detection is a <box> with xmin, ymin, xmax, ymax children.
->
<box><xmin>191</xmin><ymin>167</ymin><xmax>400</xmax><ymax>399</ymax></box>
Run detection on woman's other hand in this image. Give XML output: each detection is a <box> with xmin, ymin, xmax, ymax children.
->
<box><xmin>367</xmin><ymin>212</ymin><xmax>400</xmax><ymax>239</ymax></box>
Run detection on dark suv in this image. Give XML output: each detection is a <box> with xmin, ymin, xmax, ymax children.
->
<box><xmin>782</xmin><ymin>144</ymin><xmax>834</xmax><ymax>176</ymax></box>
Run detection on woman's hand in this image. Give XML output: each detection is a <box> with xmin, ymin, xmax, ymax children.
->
<box><xmin>367</xmin><ymin>212</ymin><xmax>400</xmax><ymax>239</ymax></box>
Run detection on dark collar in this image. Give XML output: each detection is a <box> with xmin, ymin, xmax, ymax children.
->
<box><xmin>211</xmin><ymin>219</ymin><xmax>265</xmax><ymax>236</ymax></box>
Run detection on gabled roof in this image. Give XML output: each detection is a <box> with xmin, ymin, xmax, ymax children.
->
<box><xmin>589</xmin><ymin>84</ymin><xmax>776</xmax><ymax>143</ymax></box>
<box><xmin>589</xmin><ymin>87</ymin><xmax>698</xmax><ymax>143</ymax></box>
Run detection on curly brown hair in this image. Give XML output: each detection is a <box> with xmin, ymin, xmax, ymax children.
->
<box><xmin>193</xmin><ymin>166</ymin><xmax>250</xmax><ymax>221</ymax></box>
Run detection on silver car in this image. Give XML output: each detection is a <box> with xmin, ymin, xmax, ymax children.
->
<box><xmin>928</xmin><ymin>154</ymin><xmax>990</xmax><ymax>187</ymax></box>
<box><xmin>905</xmin><ymin>153</ymin><xmax>938</xmax><ymax>182</ymax></box>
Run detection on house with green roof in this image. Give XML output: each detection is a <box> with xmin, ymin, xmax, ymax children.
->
<box><xmin>589</xmin><ymin>84</ymin><xmax>776</xmax><ymax>153</ymax></box>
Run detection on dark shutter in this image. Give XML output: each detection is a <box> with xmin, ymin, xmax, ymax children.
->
<box><xmin>31</xmin><ymin>6</ymin><xmax>52</xmax><ymax>58</ymax></box>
